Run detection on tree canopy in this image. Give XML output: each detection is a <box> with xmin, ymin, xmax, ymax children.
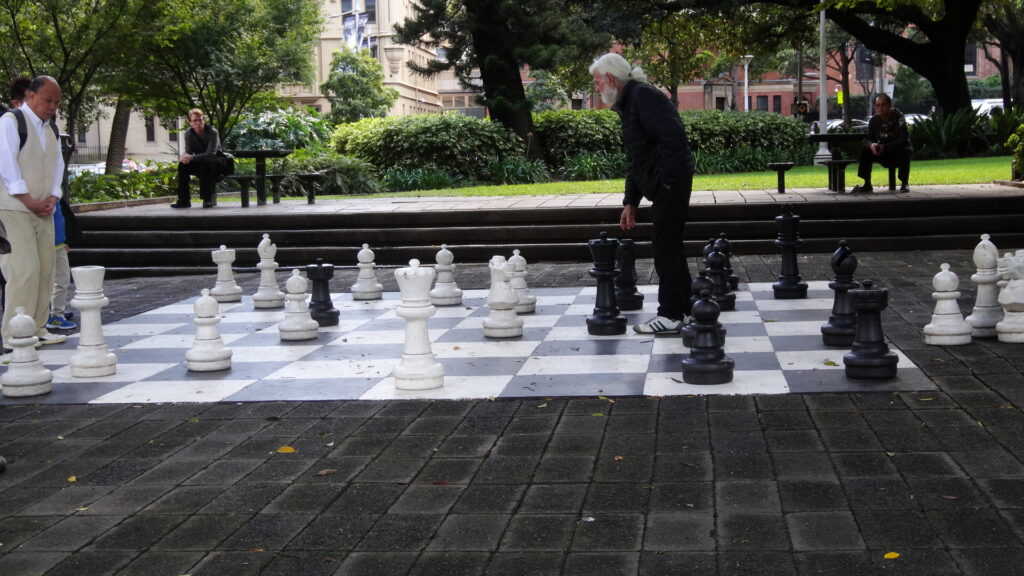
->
<box><xmin>321</xmin><ymin>45</ymin><xmax>399</xmax><ymax>124</ymax></box>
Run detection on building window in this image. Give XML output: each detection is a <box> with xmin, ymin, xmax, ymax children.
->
<box><xmin>773</xmin><ymin>95</ymin><xmax>782</xmax><ymax>113</ymax></box>
<box><xmin>342</xmin><ymin>0</ymin><xmax>352</xmax><ymax>12</ymax></box>
<box><xmin>964</xmin><ymin>42</ymin><xmax>978</xmax><ymax>76</ymax></box>
<box><xmin>715</xmin><ymin>97</ymin><xmax>726</xmax><ymax>110</ymax></box>
<box><xmin>756</xmin><ymin>95</ymin><xmax>768</xmax><ymax>111</ymax></box>
<box><xmin>145</xmin><ymin>116</ymin><xmax>156</xmax><ymax>142</ymax></box>
<box><xmin>77</xmin><ymin>125</ymin><xmax>87</xmax><ymax>143</ymax></box>
<box><xmin>364</xmin><ymin>0</ymin><xmax>375</xmax><ymax>22</ymax></box>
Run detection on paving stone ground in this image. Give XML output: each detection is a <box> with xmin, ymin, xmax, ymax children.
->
<box><xmin>3</xmin><ymin>222</ymin><xmax>1024</xmax><ymax>573</ymax></box>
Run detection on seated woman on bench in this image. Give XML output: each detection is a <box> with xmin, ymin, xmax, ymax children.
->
<box><xmin>851</xmin><ymin>94</ymin><xmax>912</xmax><ymax>193</ymax></box>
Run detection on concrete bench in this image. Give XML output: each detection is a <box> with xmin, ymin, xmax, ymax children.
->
<box><xmin>821</xmin><ymin>159</ymin><xmax>858</xmax><ymax>193</ymax></box>
<box><xmin>296</xmin><ymin>173</ymin><xmax>321</xmax><ymax>204</ymax></box>
<box><xmin>267</xmin><ymin>174</ymin><xmax>286</xmax><ymax>204</ymax></box>
<box><xmin>767</xmin><ymin>162</ymin><xmax>795</xmax><ymax>194</ymax></box>
<box><xmin>227</xmin><ymin>175</ymin><xmax>257</xmax><ymax>207</ymax></box>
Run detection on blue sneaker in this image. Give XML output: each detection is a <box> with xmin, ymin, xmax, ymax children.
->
<box><xmin>46</xmin><ymin>316</ymin><xmax>77</xmax><ymax>330</ymax></box>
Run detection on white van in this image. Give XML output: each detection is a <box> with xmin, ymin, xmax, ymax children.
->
<box><xmin>972</xmin><ymin>98</ymin><xmax>1004</xmax><ymax>116</ymax></box>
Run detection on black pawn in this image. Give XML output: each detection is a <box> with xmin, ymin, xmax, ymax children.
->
<box><xmin>773</xmin><ymin>204</ymin><xmax>808</xmax><ymax>299</ymax></box>
<box><xmin>614</xmin><ymin>238</ymin><xmax>644</xmax><ymax>311</ymax></box>
<box><xmin>701</xmin><ymin>237</ymin><xmax>717</xmax><ymax>264</ymax></box>
<box><xmin>715</xmin><ymin>233</ymin><xmax>739</xmax><ymax>291</ymax></box>
<box><xmin>821</xmin><ymin>240</ymin><xmax>860</xmax><ymax>346</ymax></box>
<box><xmin>587</xmin><ymin>232</ymin><xmax>627</xmax><ymax>335</ymax></box>
<box><xmin>682</xmin><ymin>290</ymin><xmax>734</xmax><ymax>384</ymax></box>
<box><xmin>683</xmin><ymin>273</ymin><xmax>727</xmax><ymax>348</ymax></box>
<box><xmin>843</xmin><ymin>280</ymin><xmax>899</xmax><ymax>380</ymax></box>
<box><xmin>706</xmin><ymin>247</ymin><xmax>736</xmax><ymax>311</ymax></box>
<box><xmin>306</xmin><ymin>258</ymin><xmax>340</xmax><ymax>327</ymax></box>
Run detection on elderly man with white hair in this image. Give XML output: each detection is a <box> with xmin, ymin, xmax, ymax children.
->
<box><xmin>590</xmin><ymin>52</ymin><xmax>696</xmax><ymax>334</ymax></box>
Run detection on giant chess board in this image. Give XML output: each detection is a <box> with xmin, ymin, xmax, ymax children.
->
<box><xmin>0</xmin><ymin>281</ymin><xmax>934</xmax><ymax>404</ymax></box>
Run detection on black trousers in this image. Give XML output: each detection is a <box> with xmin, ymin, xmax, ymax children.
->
<box><xmin>650</xmin><ymin>174</ymin><xmax>694</xmax><ymax>320</ymax></box>
<box><xmin>857</xmin><ymin>146</ymin><xmax>911</xmax><ymax>185</ymax></box>
<box><xmin>176</xmin><ymin>157</ymin><xmax>223</xmax><ymax>204</ymax></box>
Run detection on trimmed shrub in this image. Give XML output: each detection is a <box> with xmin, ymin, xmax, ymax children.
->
<box><xmin>69</xmin><ymin>163</ymin><xmax>177</xmax><ymax>202</ymax></box>
<box><xmin>380</xmin><ymin>166</ymin><xmax>463</xmax><ymax>191</ymax></box>
<box><xmin>680</xmin><ymin>110</ymin><xmax>808</xmax><ymax>156</ymax></box>
<box><xmin>277</xmin><ymin>146</ymin><xmax>381</xmax><ymax>196</ymax></box>
<box><xmin>692</xmin><ymin>144</ymin><xmax>815</xmax><ymax>175</ymax></box>
<box><xmin>331</xmin><ymin>113</ymin><xmax>522</xmax><ymax>179</ymax></box>
<box><xmin>532</xmin><ymin>109</ymin><xmax>622</xmax><ymax>169</ymax></box>
<box><xmin>561</xmin><ymin>150</ymin><xmax>626</xmax><ymax>181</ymax></box>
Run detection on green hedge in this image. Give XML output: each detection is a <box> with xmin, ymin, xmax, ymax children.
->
<box><xmin>679</xmin><ymin>110</ymin><xmax>808</xmax><ymax>156</ymax></box>
<box><xmin>532</xmin><ymin>109</ymin><xmax>622</xmax><ymax>169</ymax></box>
<box><xmin>331</xmin><ymin>113</ymin><xmax>522</xmax><ymax>180</ymax></box>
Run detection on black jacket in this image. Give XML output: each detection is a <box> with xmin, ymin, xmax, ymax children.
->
<box><xmin>183</xmin><ymin>125</ymin><xmax>222</xmax><ymax>161</ymax></box>
<box><xmin>614</xmin><ymin>80</ymin><xmax>694</xmax><ymax>206</ymax></box>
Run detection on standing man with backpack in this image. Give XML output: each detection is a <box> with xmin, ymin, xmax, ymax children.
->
<box><xmin>0</xmin><ymin>75</ymin><xmax>67</xmax><ymax>349</ymax></box>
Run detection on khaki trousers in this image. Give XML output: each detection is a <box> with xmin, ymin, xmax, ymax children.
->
<box><xmin>0</xmin><ymin>210</ymin><xmax>55</xmax><ymax>343</ymax></box>
<box><xmin>52</xmin><ymin>245</ymin><xmax>70</xmax><ymax>315</ymax></box>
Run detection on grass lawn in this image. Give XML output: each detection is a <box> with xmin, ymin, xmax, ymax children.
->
<box><xmin>350</xmin><ymin>154</ymin><xmax>1013</xmax><ymax>199</ymax></box>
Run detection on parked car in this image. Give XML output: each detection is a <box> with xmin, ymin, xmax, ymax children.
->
<box><xmin>903</xmin><ymin>113</ymin><xmax>928</xmax><ymax>125</ymax></box>
<box><xmin>972</xmin><ymin>98</ymin><xmax>1004</xmax><ymax>117</ymax></box>
<box><xmin>68</xmin><ymin>159</ymin><xmax>146</xmax><ymax>179</ymax></box>
<box><xmin>811</xmin><ymin>118</ymin><xmax>868</xmax><ymax>133</ymax></box>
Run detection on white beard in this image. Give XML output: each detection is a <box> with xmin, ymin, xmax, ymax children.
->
<box><xmin>600</xmin><ymin>85</ymin><xmax>619</xmax><ymax>106</ymax></box>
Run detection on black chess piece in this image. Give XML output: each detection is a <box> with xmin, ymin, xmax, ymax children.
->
<box><xmin>715</xmin><ymin>233</ymin><xmax>739</xmax><ymax>291</ymax></box>
<box><xmin>306</xmin><ymin>258</ymin><xmax>340</xmax><ymax>327</ymax></box>
<box><xmin>682</xmin><ymin>290</ymin><xmax>734</xmax><ymax>384</ymax></box>
<box><xmin>821</xmin><ymin>240</ymin><xmax>860</xmax><ymax>346</ymax></box>
<box><xmin>772</xmin><ymin>204</ymin><xmax>808</xmax><ymax>299</ymax></box>
<box><xmin>614</xmin><ymin>238</ymin><xmax>644</xmax><ymax>311</ymax></box>
<box><xmin>587</xmin><ymin>232</ymin><xmax>627</xmax><ymax>335</ymax></box>
<box><xmin>683</xmin><ymin>273</ymin><xmax>727</xmax><ymax>348</ymax></box>
<box><xmin>706</xmin><ymin>247</ymin><xmax>736</xmax><ymax>311</ymax></box>
<box><xmin>843</xmin><ymin>280</ymin><xmax>899</xmax><ymax>380</ymax></box>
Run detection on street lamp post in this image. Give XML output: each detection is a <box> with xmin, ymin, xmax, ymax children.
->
<box><xmin>814</xmin><ymin>9</ymin><xmax>831</xmax><ymax>165</ymax></box>
<box><xmin>740</xmin><ymin>55</ymin><xmax>754</xmax><ymax>112</ymax></box>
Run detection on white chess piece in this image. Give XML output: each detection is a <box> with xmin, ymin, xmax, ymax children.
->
<box><xmin>393</xmin><ymin>259</ymin><xmax>444</xmax><ymax>390</ymax></box>
<box><xmin>186</xmin><ymin>288</ymin><xmax>233</xmax><ymax>371</ymax></box>
<box><xmin>69</xmin><ymin>265</ymin><xmax>117</xmax><ymax>378</ymax></box>
<box><xmin>923</xmin><ymin>263</ymin><xmax>972</xmax><ymax>345</ymax></box>
<box><xmin>210</xmin><ymin>245</ymin><xmax>243</xmax><ymax>303</ymax></box>
<box><xmin>508</xmin><ymin>249</ymin><xmax>537</xmax><ymax>314</ymax></box>
<box><xmin>0</xmin><ymin>308</ymin><xmax>53</xmax><ymax>397</ymax></box>
<box><xmin>483</xmin><ymin>255</ymin><xmax>523</xmax><ymax>338</ymax></box>
<box><xmin>996</xmin><ymin>252</ymin><xmax>1024</xmax><ymax>343</ymax></box>
<box><xmin>429</xmin><ymin>244</ymin><xmax>463</xmax><ymax>306</ymax></box>
<box><xmin>253</xmin><ymin>234</ymin><xmax>285</xmax><ymax>309</ymax></box>
<box><xmin>351</xmin><ymin>243</ymin><xmax>383</xmax><ymax>301</ymax></box>
<box><xmin>965</xmin><ymin>234</ymin><xmax>1003</xmax><ymax>338</ymax></box>
<box><xmin>279</xmin><ymin>269</ymin><xmax>319</xmax><ymax>341</ymax></box>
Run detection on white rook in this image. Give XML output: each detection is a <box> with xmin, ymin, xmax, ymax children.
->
<box><xmin>210</xmin><ymin>244</ymin><xmax>243</xmax><ymax>303</ymax></box>
<box><xmin>0</xmin><ymin>308</ymin><xmax>53</xmax><ymax>397</ymax></box>
<box><xmin>923</xmin><ymin>263</ymin><xmax>972</xmax><ymax>346</ymax></box>
<box><xmin>70</xmin><ymin>265</ymin><xmax>117</xmax><ymax>378</ymax></box>
<box><xmin>393</xmin><ymin>259</ymin><xmax>444</xmax><ymax>390</ymax></box>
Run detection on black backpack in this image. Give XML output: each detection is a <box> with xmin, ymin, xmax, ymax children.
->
<box><xmin>6</xmin><ymin>108</ymin><xmax>60</xmax><ymax>151</ymax></box>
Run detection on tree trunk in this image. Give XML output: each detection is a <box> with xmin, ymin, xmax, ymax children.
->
<box><xmin>105</xmin><ymin>97</ymin><xmax>132</xmax><ymax>175</ymax></box>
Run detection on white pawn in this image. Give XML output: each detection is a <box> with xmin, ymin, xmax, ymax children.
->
<box><xmin>253</xmin><ymin>234</ymin><xmax>285</xmax><ymax>309</ymax></box>
<box><xmin>483</xmin><ymin>255</ymin><xmax>523</xmax><ymax>338</ymax></box>
<box><xmin>0</xmin><ymin>308</ymin><xmax>53</xmax><ymax>397</ymax></box>
<box><xmin>508</xmin><ymin>249</ymin><xmax>536</xmax><ymax>314</ymax></box>
<box><xmin>923</xmin><ymin>263</ymin><xmax>972</xmax><ymax>346</ymax></box>
<box><xmin>351</xmin><ymin>243</ymin><xmax>383</xmax><ymax>301</ymax></box>
<box><xmin>966</xmin><ymin>234</ymin><xmax>1003</xmax><ymax>337</ymax></box>
<box><xmin>393</xmin><ymin>259</ymin><xmax>444</xmax><ymax>390</ymax></box>
<box><xmin>210</xmin><ymin>245</ymin><xmax>243</xmax><ymax>303</ymax></box>
<box><xmin>996</xmin><ymin>253</ymin><xmax>1024</xmax><ymax>343</ymax></box>
<box><xmin>70</xmin><ymin>265</ymin><xmax>117</xmax><ymax>378</ymax></box>
<box><xmin>186</xmin><ymin>289</ymin><xmax>233</xmax><ymax>371</ymax></box>
<box><xmin>429</xmin><ymin>244</ymin><xmax>463</xmax><ymax>306</ymax></box>
<box><xmin>279</xmin><ymin>269</ymin><xmax>319</xmax><ymax>341</ymax></box>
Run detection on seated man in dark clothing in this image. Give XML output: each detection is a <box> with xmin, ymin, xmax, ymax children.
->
<box><xmin>852</xmin><ymin>94</ymin><xmax>912</xmax><ymax>193</ymax></box>
<box><xmin>171</xmin><ymin>108</ymin><xmax>225</xmax><ymax>208</ymax></box>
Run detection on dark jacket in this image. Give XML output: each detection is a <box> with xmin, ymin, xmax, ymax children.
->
<box><xmin>614</xmin><ymin>80</ymin><xmax>694</xmax><ymax>206</ymax></box>
<box><xmin>183</xmin><ymin>125</ymin><xmax>222</xmax><ymax>161</ymax></box>
<box><xmin>865</xmin><ymin>108</ymin><xmax>911</xmax><ymax>153</ymax></box>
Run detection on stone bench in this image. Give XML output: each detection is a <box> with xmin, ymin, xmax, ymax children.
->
<box><xmin>296</xmin><ymin>173</ymin><xmax>322</xmax><ymax>204</ymax></box>
<box><xmin>821</xmin><ymin>159</ymin><xmax>858</xmax><ymax>193</ymax></box>
<box><xmin>267</xmin><ymin>174</ymin><xmax>286</xmax><ymax>204</ymax></box>
<box><xmin>227</xmin><ymin>174</ymin><xmax>257</xmax><ymax>207</ymax></box>
<box><xmin>767</xmin><ymin>162</ymin><xmax>795</xmax><ymax>194</ymax></box>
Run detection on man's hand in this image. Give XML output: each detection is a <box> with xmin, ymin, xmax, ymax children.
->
<box><xmin>870</xmin><ymin>143</ymin><xmax>883</xmax><ymax>156</ymax></box>
<box><xmin>180</xmin><ymin>154</ymin><xmax>192</xmax><ymax>164</ymax></box>
<box><xmin>620</xmin><ymin>204</ymin><xmax>637</xmax><ymax>231</ymax></box>
<box><xmin>16</xmin><ymin>194</ymin><xmax>56</xmax><ymax>217</ymax></box>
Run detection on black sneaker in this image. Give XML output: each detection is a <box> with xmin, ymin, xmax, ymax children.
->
<box><xmin>850</xmin><ymin>184</ymin><xmax>873</xmax><ymax>194</ymax></box>
<box><xmin>899</xmin><ymin>184</ymin><xmax>910</xmax><ymax>193</ymax></box>
<box><xmin>170</xmin><ymin>202</ymin><xmax>191</xmax><ymax>209</ymax></box>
